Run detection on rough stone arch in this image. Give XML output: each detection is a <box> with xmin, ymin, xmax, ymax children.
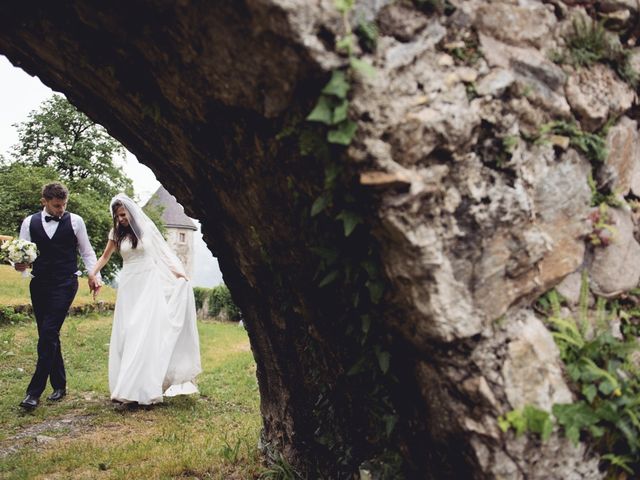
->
<box><xmin>2</xmin><ymin>1</ymin><xmax>625</xmax><ymax>478</ymax></box>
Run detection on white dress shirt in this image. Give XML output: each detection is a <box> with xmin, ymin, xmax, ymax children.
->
<box><xmin>19</xmin><ymin>209</ymin><xmax>100</xmax><ymax>277</ymax></box>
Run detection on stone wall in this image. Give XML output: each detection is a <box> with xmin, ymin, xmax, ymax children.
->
<box><xmin>2</xmin><ymin>0</ymin><xmax>640</xmax><ymax>477</ymax></box>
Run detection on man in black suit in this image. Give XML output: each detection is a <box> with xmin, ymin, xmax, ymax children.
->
<box><xmin>15</xmin><ymin>182</ymin><xmax>101</xmax><ymax>410</ymax></box>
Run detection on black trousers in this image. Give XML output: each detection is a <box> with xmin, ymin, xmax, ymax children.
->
<box><xmin>26</xmin><ymin>275</ymin><xmax>78</xmax><ymax>397</ymax></box>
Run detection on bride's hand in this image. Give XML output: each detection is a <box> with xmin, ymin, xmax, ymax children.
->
<box><xmin>174</xmin><ymin>272</ymin><xmax>189</xmax><ymax>281</ymax></box>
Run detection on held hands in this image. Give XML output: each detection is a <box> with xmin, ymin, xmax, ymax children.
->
<box><xmin>88</xmin><ymin>274</ymin><xmax>102</xmax><ymax>300</ymax></box>
<box><xmin>13</xmin><ymin>262</ymin><xmax>29</xmax><ymax>272</ymax></box>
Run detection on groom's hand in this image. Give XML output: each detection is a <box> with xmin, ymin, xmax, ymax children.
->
<box><xmin>88</xmin><ymin>275</ymin><xmax>102</xmax><ymax>300</ymax></box>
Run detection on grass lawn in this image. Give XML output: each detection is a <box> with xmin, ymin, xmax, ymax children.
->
<box><xmin>0</xmin><ymin>315</ymin><xmax>263</xmax><ymax>479</ymax></box>
<box><xmin>0</xmin><ymin>265</ymin><xmax>118</xmax><ymax>307</ymax></box>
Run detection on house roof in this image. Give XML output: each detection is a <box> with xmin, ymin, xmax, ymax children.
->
<box><xmin>145</xmin><ymin>186</ymin><xmax>197</xmax><ymax>231</ymax></box>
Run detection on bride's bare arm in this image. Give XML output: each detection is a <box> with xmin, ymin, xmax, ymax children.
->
<box><xmin>91</xmin><ymin>239</ymin><xmax>116</xmax><ymax>278</ymax></box>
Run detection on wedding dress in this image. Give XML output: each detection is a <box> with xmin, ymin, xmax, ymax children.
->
<box><xmin>108</xmin><ymin>194</ymin><xmax>201</xmax><ymax>405</ymax></box>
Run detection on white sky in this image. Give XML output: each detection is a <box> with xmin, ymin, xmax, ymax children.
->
<box><xmin>0</xmin><ymin>56</ymin><xmax>160</xmax><ymax>203</ymax></box>
<box><xmin>0</xmin><ymin>55</ymin><xmax>223</xmax><ymax>286</ymax></box>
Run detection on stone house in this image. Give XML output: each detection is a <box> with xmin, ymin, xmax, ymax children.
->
<box><xmin>144</xmin><ymin>186</ymin><xmax>197</xmax><ymax>277</ymax></box>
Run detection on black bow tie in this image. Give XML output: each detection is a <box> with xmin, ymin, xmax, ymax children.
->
<box><xmin>45</xmin><ymin>215</ymin><xmax>61</xmax><ymax>222</ymax></box>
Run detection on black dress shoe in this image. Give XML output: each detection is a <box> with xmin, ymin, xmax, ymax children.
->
<box><xmin>19</xmin><ymin>394</ymin><xmax>39</xmax><ymax>410</ymax></box>
<box><xmin>47</xmin><ymin>389</ymin><xmax>66</xmax><ymax>402</ymax></box>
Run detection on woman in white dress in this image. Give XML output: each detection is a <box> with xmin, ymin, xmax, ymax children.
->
<box><xmin>91</xmin><ymin>193</ymin><xmax>201</xmax><ymax>405</ymax></box>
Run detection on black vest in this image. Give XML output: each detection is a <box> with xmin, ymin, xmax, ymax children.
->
<box><xmin>29</xmin><ymin>212</ymin><xmax>78</xmax><ymax>279</ymax></box>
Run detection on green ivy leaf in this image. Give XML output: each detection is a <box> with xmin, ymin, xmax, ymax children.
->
<box><xmin>332</xmin><ymin>99</ymin><xmax>349</xmax><ymax>125</ymax></box>
<box><xmin>336</xmin><ymin>34</ymin><xmax>355</xmax><ymax>55</ymax></box>
<box><xmin>553</xmin><ymin>402</ymin><xmax>599</xmax><ymax>445</ymax></box>
<box><xmin>505</xmin><ymin>409</ymin><xmax>526</xmax><ymax>437</ymax></box>
<box><xmin>361</xmin><ymin>315</ymin><xmax>371</xmax><ymax>335</ymax></box>
<box><xmin>376</xmin><ymin>349</ymin><xmax>390</xmax><ymax>374</ymax></box>
<box><xmin>336</xmin><ymin>210</ymin><xmax>361</xmax><ymax>236</ymax></box>
<box><xmin>599</xmin><ymin>380</ymin><xmax>615</xmax><ymax>396</ymax></box>
<box><xmin>322</xmin><ymin>70</ymin><xmax>350</xmax><ymax>99</ymax></box>
<box><xmin>383</xmin><ymin>414</ymin><xmax>398</xmax><ymax>437</ymax></box>
<box><xmin>309</xmin><ymin>246</ymin><xmax>339</xmax><ymax>265</ymax></box>
<box><xmin>318</xmin><ymin>269</ymin><xmax>340</xmax><ymax>288</ymax></box>
<box><xmin>367</xmin><ymin>279</ymin><xmax>384</xmax><ymax>304</ymax></box>
<box><xmin>334</xmin><ymin>0</ymin><xmax>355</xmax><ymax>14</ymax></box>
<box><xmin>311</xmin><ymin>192</ymin><xmax>331</xmax><ymax>217</ymax></box>
<box><xmin>324</xmin><ymin>163</ymin><xmax>341</xmax><ymax>189</ymax></box>
<box><xmin>498</xmin><ymin>416</ymin><xmax>511</xmax><ymax>433</ymax></box>
<box><xmin>306</xmin><ymin>95</ymin><xmax>334</xmax><ymax>125</ymax></box>
<box><xmin>360</xmin><ymin>259</ymin><xmax>378</xmax><ymax>278</ymax></box>
<box><xmin>350</xmin><ymin>57</ymin><xmax>376</xmax><ymax>78</ymax></box>
<box><xmin>582</xmin><ymin>384</ymin><xmax>597</xmax><ymax>404</ymax></box>
<box><xmin>347</xmin><ymin>357</ymin><xmax>365</xmax><ymax>376</ymax></box>
<box><xmin>523</xmin><ymin>405</ymin><xmax>553</xmax><ymax>441</ymax></box>
<box><xmin>328</xmin><ymin>120</ymin><xmax>358</xmax><ymax>146</ymax></box>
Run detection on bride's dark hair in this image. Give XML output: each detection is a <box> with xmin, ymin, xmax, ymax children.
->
<box><xmin>111</xmin><ymin>200</ymin><xmax>138</xmax><ymax>250</ymax></box>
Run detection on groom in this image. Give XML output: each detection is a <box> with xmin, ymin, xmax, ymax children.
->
<box><xmin>15</xmin><ymin>182</ymin><xmax>101</xmax><ymax>410</ymax></box>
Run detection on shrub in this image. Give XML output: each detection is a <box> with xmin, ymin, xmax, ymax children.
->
<box><xmin>209</xmin><ymin>285</ymin><xmax>241</xmax><ymax>321</ymax></box>
<box><xmin>193</xmin><ymin>287</ymin><xmax>209</xmax><ymax>311</ymax></box>
<box><xmin>0</xmin><ymin>306</ymin><xmax>31</xmax><ymax>325</ymax></box>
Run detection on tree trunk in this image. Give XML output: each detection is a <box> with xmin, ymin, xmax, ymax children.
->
<box><xmin>3</xmin><ymin>1</ymin><xmax>630</xmax><ymax>477</ymax></box>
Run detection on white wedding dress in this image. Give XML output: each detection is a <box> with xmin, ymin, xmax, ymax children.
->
<box><xmin>108</xmin><ymin>233</ymin><xmax>202</xmax><ymax>404</ymax></box>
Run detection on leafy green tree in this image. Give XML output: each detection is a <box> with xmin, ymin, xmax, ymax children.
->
<box><xmin>11</xmin><ymin>94</ymin><xmax>133</xmax><ymax>197</ymax></box>
<box><xmin>2</xmin><ymin>95</ymin><xmax>146</xmax><ymax>281</ymax></box>
<box><xmin>0</xmin><ymin>163</ymin><xmax>61</xmax><ymax>237</ymax></box>
<box><xmin>142</xmin><ymin>202</ymin><xmax>167</xmax><ymax>237</ymax></box>
<box><xmin>0</xmin><ymin>163</ymin><xmax>122</xmax><ymax>280</ymax></box>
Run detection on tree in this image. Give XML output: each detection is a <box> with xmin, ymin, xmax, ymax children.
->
<box><xmin>0</xmin><ymin>163</ymin><xmax>61</xmax><ymax>237</ymax></box>
<box><xmin>3</xmin><ymin>95</ymin><xmax>140</xmax><ymax>281</ymax></box>
<box><xmin>0</xmin><ymin>162</ymin><xmax>123</xmax><ymax>280</ymax></box>
<box><xmin>12</xmin><ymin>94</ymin><xmax>132</xmax><ymax>198</ymax></box>
<box><xmin>142</xmin><ymin>202</ymin><xmax>167</xmax><ymax>237</ymax></box>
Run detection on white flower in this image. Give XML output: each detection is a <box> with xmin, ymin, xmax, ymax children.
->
<box><xmin>0</xmin><ymin>239</ymin><xmax>38</xmax><ymax>265</ymax></box>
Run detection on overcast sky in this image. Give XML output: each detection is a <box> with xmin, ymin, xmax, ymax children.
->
<box><xmin>0</xmin><ymin>55</ymin><xmax>223</xmax><ymax>286</ymax></box>
<box><xmin>0</xmin><ymin>55</ymin><xmax>161</xmax><ymax>203</ymax></box>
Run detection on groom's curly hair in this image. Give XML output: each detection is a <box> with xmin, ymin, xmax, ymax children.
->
<box><xmin>41</xmin><ymin>182</ymin><xmax>68</xmax><ymax>200</ymax></box>
<box><xmin>111</xmin><ymin>200</ymin><xmax>138</xmax><ymax>251</ymax></box>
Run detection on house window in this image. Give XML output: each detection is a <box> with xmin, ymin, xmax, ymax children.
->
<box><xmin>179</xmin><ymin>232</ymin><xmax>186</xmax><ymax>243</ymax></box>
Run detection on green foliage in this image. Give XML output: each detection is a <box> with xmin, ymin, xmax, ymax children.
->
<box><xmin>307</xmin><ymin>71</ymin><xmax>359</xmax><ymax>146</ymax></box>
<box><xmin>588</xmin><ymin>172</ymin><xmax>625</xmax><ymax>208</ymax></box>
<box><xmin>306</xmin><ymin>0</ymin><xmax>376</xmax><ymax>148</ymax></box>
<box><xmin>1</xmin><ymin>96</ymin><xmax>140</xmax><ymax>281</ymax></box>
<box><xmin>558</xmin><ymin>16</ymin><xmax>638</xmax><ymax>87</ymax></box>
<box><xmin>193</xmin><ymin>287</ymin><xmax>209</xmax><ymax>311</ymax></box>
<box><xmin>11</xmin><ymin>94</ymin><xmax>133</xmax><ymax>197</ymax></box>
<box><xmin>219</xmin><ymin>434</ymin><xmax>252</xmax><ymax>465</ymax></box>
<box><xmin>207</xmin><ymin>284</ymin><xmax>241</xmax><ymax>321</ymax></box>
<box><xmin>447</xmin><ymin>34</ymin><xmax>482</xmax><ymax>66</ymax></box>
<box><xmin>538</xmin><ymin>120</ymin><xmax>608</xmax><ymax>164</ymax></box>
<box><xmin>587</xmin><ymin>203</ymin><xmax>617</xmax><ymax>247</ymax></box>
<box><xmin>291</xmin><ymin>3</ymin><xmax>404</xmax><ymax>476</ymax></box>
<box><xmin>302</xmin><ymin>127</ymin><xmax>400</xmax><ymax>477</ymax></box>
<box><xmin>258</xmin><ymin>453</ymin><xmax>302</xmax><ymax>480</ymax></box>
<box><xmin>0</xmin><ymin>306</ymin><xmax>31</xmax><ymax>325</ymax></box>
<box><xmin>498</xmin><ymin>405</ymin><xmax>554</xmax><ymax>441</ymax></box>
<box><xmin>0</xmin><ymin>163</ymin><xmax>61</xmax><ymax>237</ymax></box>
<box><xmin>537</xmin><ymin>275</ymin><xmax>640</xmax><ymax>477</ymax></box>
<box><xmin>355</xmin><ymin>19</ymin><xmax>378</xmax><ymax>52</ymax></box>
<box><xmin>142</xmin><ymin>202</ymin><xmax>167</xmax><ymax>237</ymax></box>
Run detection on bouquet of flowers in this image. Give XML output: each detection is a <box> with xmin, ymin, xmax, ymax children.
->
<box><xmin>0</xmin><ymin>238</ymin><xmax>38</xmax><ymax>276</ymax></box>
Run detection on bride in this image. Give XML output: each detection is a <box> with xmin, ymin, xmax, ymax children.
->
<box><xmin>91</xmin><ymin>193</ymin><xmax>201</xmax><ymax>405</ymax></box>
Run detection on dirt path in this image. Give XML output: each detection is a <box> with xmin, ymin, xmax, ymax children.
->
<box><xmin>0</xmin><ymin>412</ymin><xmax>95</xmax><ymax>459</ymax></box>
